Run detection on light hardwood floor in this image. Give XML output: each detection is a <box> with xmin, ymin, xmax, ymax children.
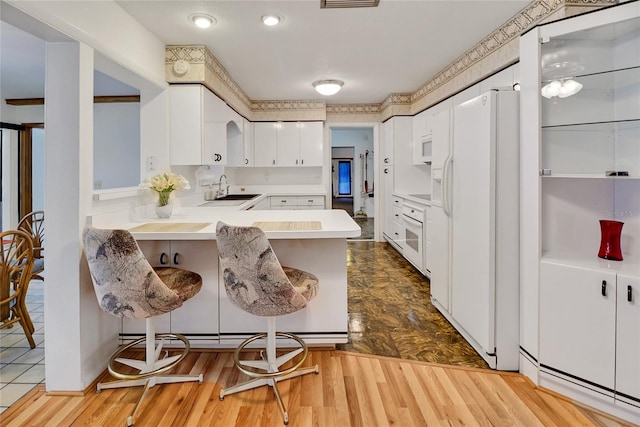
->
<box><xmin>1</xmin><ymin>349</ymin><xmax>635</xmax><ymax>427</ymax></box>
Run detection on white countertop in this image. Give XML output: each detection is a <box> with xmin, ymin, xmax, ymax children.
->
<box><xmin>97</xmin><ymin>208</ymin><xmax>361</xmax><ymax>241</ymax></box>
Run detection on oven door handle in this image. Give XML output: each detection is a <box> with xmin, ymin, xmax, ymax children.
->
<box><xmin>402</xmin><ymin>215</ymin><xmax>423</xmax><ymax>228</ymax></box>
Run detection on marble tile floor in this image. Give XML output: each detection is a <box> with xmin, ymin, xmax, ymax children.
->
<box><xmin>351</xmin><ymin>217</ymin><xmax>374</xmax><ymax>240</ymax></box>
<box><xmin>0</xmin><ymin>281</ymin><xmax>46</xmax><ymax>414</ymax></box>
<box><xmin>0</xmin><ymin>241</ymin><xmax>486</xmax><ymax>414</ymax></box>
<box><xmin>337</xmin><ymin>241</ymin><xmax>489</xmax><ymax>369</ymax></box>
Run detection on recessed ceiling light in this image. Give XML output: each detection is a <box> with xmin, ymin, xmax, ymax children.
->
<box><xmin>189</xmin><ymin>14</ymin><xmax>216</xmax><ymax>29</ymax></box>
<box><xmin>313</xmin><ymin>79</ymin><xmax>344</xmax><ymax>96</ymax></box>
<box><xmin>262</xmin><ymin>14</ymin><xmax>282</xmax><ymax>26</ymax></box>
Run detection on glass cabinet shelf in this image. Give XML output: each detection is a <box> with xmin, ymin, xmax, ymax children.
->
<box><xmin>541</xmin><ymin>66</ymin><xmax>640</xmax><ymax>128</ymax></box>
<box><xmin>541</xmin><ymin>120</ymin><xmax>640</xmax><ymax>176</ymax></box>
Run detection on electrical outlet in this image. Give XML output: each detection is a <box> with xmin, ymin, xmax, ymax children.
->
<box><xmin>146</xmin><ymin>156</ymin><xmax>157</xmax><ymax>172</ymax></box>
<box><xmin>94</xmin><ymin>180</ymin><xmax>102</xmax><ymax>189</ymax></box>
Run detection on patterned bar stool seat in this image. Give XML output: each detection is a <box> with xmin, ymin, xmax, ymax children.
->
<box><xmin>82</xmin><ymin>227</ymin><xmax>203</xmax><ymax>427</ymax></box>
<box><xmin>216</xmin><ymin>221</ymin><xmax>319</xmax><ymax>425</ymax></box>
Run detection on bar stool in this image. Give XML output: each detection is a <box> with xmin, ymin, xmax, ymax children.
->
<box><xmin>215</xmin><ymin>221</ymin><xmax>319</xmax><ymax>425</ymax></box>
<box><xmin>82</xmin><ymin>227</ymin><xmax>203</xmax><ymax>427</ymax></box>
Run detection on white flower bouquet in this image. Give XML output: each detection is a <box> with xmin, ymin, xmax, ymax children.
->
<box><xmin>140</xmin><ymin>171</ymin><xmax>190</xmax><ymax>206</ymax></box>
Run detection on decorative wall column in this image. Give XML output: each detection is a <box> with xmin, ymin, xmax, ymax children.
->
<box><xmin>44</xmin><ymin>41</ymin><xmax>110</xmax><ymax>392</ymax></box>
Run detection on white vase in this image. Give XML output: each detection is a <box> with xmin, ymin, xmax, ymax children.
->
<box><xmin>155</xmin><ymin>202</ymin><xmax>173</xmax><ymax>219</ymax></box>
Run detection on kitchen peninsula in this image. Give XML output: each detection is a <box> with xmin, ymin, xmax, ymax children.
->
<box><xmin>89</xmin><ymin>207</ymin><xmax>360</xmax><ymax>347</ymax></box>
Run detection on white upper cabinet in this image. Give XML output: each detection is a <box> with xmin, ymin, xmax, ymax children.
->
<box><xmin>253</xmin><ymin>122</ymin><xmax>278</xmax><ymax>167</ymax></box>
<box><xmin>169</xmin><ymin>84</ymin><xmax>228</xmax><ymax>165</ymax></box>
<box><xmin>276</xmin><ymin>122</ymin><xmax>300</xmax><ymax>166</ymax></box>
<box><xmin>254</xmin><ymin>121</ymin><xmax>323</xmax><ymax>167</ymax></box>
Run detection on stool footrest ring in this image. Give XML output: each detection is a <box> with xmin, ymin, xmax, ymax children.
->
<box><xmin>234</xmin><ymin>332</ymin><xmax>308</xmax><ymax>379</ymax></box>
<box><xmin>108</xmin><ymin>333</ymin><xmax>191</xmax><ymax>381</ymax></box>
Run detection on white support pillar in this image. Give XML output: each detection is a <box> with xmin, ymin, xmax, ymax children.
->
<box><xmin>44</xmin><ymin>41</ymin><xmax>114</xmax><ymax>391</ymax></box>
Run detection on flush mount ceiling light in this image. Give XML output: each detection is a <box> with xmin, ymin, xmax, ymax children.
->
<box><xmin>189</xmin><ymin>13</ymin><xmax>216</xmax><ymax>29</ymax></box>
<box><xmin>541</xmin><ymin>78</ymin><xmax>583</xmax><ymax>99</ymax></box>
<box><xmin>313</xmin><ymin>79</ymin><xmax>344</xmax><ymax>96</ymax></box>
<box><xmin>262</xmin><ymin>14</ymin><xmax>282</xmax><ymax>26</ymax></box>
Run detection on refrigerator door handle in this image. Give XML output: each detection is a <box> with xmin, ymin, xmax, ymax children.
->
<box><xmin>442</xmin><ymin>155</ymin><xmax>453</xmax><ymax>216</ymax></box>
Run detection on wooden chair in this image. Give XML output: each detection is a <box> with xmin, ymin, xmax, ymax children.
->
<box><xmin>216</xmin><ymin>221</ymin><xmax>320</xmax><ymax>425</ymax></box>
<box><xmin>0</xmin><ymin>229</ymin><xmax>36</xmax><ymax>348</ymax></box>
<box><xmin>17</xmin><ymin>211</ymin><xmax>44</xmax><ymax>282</ymax></box>
<box><xmin>82</xmin><ymin>226</ymin><xmax>204</xmax><ymax>427</ymax></box>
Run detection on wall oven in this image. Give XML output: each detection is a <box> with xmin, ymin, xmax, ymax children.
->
<box><xmin>402</xmin><ymin>203</ymin><xmax>424</xmax><ymax>271</ymax></box>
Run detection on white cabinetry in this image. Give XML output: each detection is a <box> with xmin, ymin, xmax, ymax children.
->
<box><xmin>616</xmin><ymin>274</ymin><xmax>640</xmax><ymax>410</ymax></box>
<box><xmin>540</xmin><ymin>259</ymin><xmax>640</xmax><ymax>415</ymax></box>
<box><xmin>253</xmin><ymin>122</ymin><xmax>278</xmax><ymax>167</ymax></box>
<box><xmin>129</xmin><ymin>240</ymin><xmax>219</xmax><ymax>344</ymax></box>
<box><xmin>253</xmin><ymin>121</ymin><xmax>323</xmax><ymax>167</ymax></box>
<box><xmin>412</xmin><ymin>109</ymin><xmax>432</xmax><ymax>164</ymax></box>
<box><xmin>270</xmin><ymin>195</ymin><xmax>325</xmax><ymax>210</ymax></box>
<box><xmin>169</xmin><ymin>84</ymin><xmax>229</xmax><ymax>166</ymax></box>
<box><xmin>520</xmin><ymin>4</ymin><xmax>640</xmax><ymax>422</ymax></box>
<box><xmin>384</xmin><ymin>195</ymin><xmax>403</xmax><ymax>250</ymax></box>
<box><xmin>539</xmin><ymin>261</ymin><xmax>616</xmax><ymax>394</ymax></box>
<box><xmin>228</xmin><ymin>118</ymin><xmax>252</xmax><ymax>167</ymax></box>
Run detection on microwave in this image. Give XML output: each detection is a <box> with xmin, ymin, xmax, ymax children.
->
<box><xmin>419</xmin><ymin>134</ymin><xmax>432</xmax><ymax>163</ymax></box>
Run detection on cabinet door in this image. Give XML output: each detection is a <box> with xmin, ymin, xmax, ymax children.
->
<box><xmin>243</xmin><ymin>119</ymin><xmax>253</xmax><ymax>166</ymax></box>
<box><xmin>276</xmin><ymin>122</ymin><xmax>299</xmax><ymax>166</ymax></box>
<box><xmin>382</xmin><ymin>120</ymin><xmax>394</xmax><ymax>165</ymax></box>
<box><xmin>130</xmin><ymin>240</ymin><xmax>172</xmax><ymax>334</ymax></box>
<box><xmin>382</xmin><ymin>165</ymin><xmax>394</xmax><ymax>238</ymax></box>
<box><xmin>202</xmin><ymin>89</ymin><xmax>227</xmax><ymax>165</ymax></box>
<box><xmin>169</xmin><ymin>241</ymin><xmax>219</xmax><ymax>338</ymax></box>
<box><xmin>253</xmin><ymin>122</ymin><xmax>277</xmax><ymax>166</ymax></box>
<box><xmin>616</xmin><ymin>274</ymin><xmax>640</xmax><ymax>402</ymax></box>
<box><xmin>540</xmin><ymin>261</ymin><xmax>616</xmax><ymax>390</ymax></box>
<box><xmin>169</xmin><ymin>85</ymin><xmax>203</xmax><ymax>165</ymax></box>
<box><xmin>299</xmin><ymin>122</ymin><xmax>323</xmax><ymax>166</ymax></box>
<box><xmin>424</xmin><ymin>205</ymin><xmax>432</xmax><ymax>273</ymax></box>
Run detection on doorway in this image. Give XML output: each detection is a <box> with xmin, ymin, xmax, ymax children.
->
<box><xmin>330</xmin><ymin>127</ymin><xmax>375</xmax><ymax>240</ymax></box>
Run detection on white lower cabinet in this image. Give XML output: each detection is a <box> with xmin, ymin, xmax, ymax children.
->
<box><xmin>269</xmin><ymin>195</ymin><xmax>325</xmax><ymax>210</ymax></box>
<box><xmin>384</xmin><ymin>195</ymin><xmax>403</xmax><ymax>250</ymax></box>
<box><xmin>540</xmin><ymin>260</ymin><xmax>640</xmax><ymax>413</ymax></box>
<box><xmin>126</xmin><ymin>240</ymin><xmax>219</xmax><ymax>345</ymax></box>
<box><xmin>616</xmin><ymin>274</ymin><xmax>640</xmax><ymax>410</ymax></box>
<box><xmin>540</xmin><ymin>261</ymin><xmax>616</xmax><ymax>393</ymax></box>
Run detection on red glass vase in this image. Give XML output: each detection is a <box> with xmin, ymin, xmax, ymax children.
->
<box><xmin>598</xmin><ymin>220</ymin><xmax>623</xmax><ymax>261</ymax></box>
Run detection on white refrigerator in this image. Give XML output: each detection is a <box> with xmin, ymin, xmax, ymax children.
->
<box><xmin>430</xmin><ymin>90</ymin><xmax>520</xmax><ymax>370</ymax></box>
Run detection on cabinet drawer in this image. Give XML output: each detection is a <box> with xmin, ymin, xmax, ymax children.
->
<box><xmin>392</xmin><ymin>197</ymin><xmax>403</xmax><ymax>208</ymax></box>
<box><xmin>270</xmin><ymin>196</ymin><xmax>298</xmax><ymax>208</ymax></box>
<box><xmin>391</xmin><ymin>221</ymin><xmax>404</xmax><ymax>246</ymax></box>
<box><xmin>297</xmin><ymin>195</ymin><xmax>324</xmax><ymax>207</ymax></box>
<box><xmin>392</xmin><ymin>206</ymin><xmax>403</xmax><ymax>225</ymax></box>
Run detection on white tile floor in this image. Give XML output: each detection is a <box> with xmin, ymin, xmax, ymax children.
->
<box><xmin>0</xmin><ymin>281</ymin><xmax>45</xmax><ymax>414</ymax></box>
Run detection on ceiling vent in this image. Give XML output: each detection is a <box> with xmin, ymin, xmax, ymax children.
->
<box><xmin>321</xmin><ymin>0</ymin><xmax>380</xmax><ymax>8</ymax></box>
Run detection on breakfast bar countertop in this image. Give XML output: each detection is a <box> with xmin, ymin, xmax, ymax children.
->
<box><xmin>94</xmin><ymin>208</ymin><xmax>361</xmax><ymax>241</ymax></box>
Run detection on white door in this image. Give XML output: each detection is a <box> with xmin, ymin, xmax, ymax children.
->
<box><xmin>540</xmin><ymin>261</ymin><xmax>616</xmax><ymax>390</ymax></box>
<box><xmin>450</xmin><ymin>92</ymin><xmax>496</xmax><ymax>354</ymax></box>
<box><xmin>616</xmin><ymin>274</ymin><xmax>640</xmax><ymax>402</ymax></box>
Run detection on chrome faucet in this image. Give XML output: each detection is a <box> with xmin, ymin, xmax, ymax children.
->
<box><xmin>216</xmin><ymin>174</ymin><xmax>228</xmax><ymax>198</ymax></box>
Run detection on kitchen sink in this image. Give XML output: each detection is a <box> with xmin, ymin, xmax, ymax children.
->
<box><xmin>215</xmin><ymin>193</ymin><xmax>260</xmax><ymax>201</ymax></box>
<box><xmin>199</xmin><ymin>193</ymin><xmax>261</xmax><ymax>207</ymax></box>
